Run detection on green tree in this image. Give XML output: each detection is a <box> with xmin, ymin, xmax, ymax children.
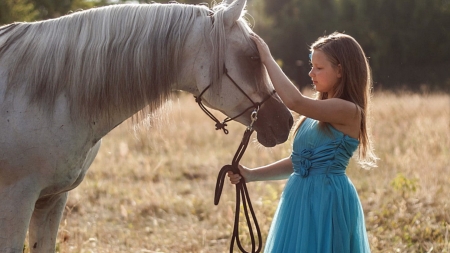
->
<box><xmin>253</xmin><ymin>0</ymin><xmax>450</xmax><ymax>90</ymax></box>
<box><xmin>0</xmin><ymin>0</ymin><xmax>39</xmax><ymax>24</ymax></box>
<box><xmin>0</xmin><ymin>0</ymin><xmax>108</xmax><ymax>25</ymax></box>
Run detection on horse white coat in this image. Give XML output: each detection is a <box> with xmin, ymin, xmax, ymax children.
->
<box><xmin>0</xmin><ymin>0</ymin><xmax>293</xmax><ymax>252</ymax></box>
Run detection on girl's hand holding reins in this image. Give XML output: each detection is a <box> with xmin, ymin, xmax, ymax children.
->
<box><xmin>227</xmin><ymin>164</ymin><xmax>253</xmax><ymax>184</ymax></box>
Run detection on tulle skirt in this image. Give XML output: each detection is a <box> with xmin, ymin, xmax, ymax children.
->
<box><xmin>264</xmin><ymin>173</ymin><xmax>371</xmax><ymax>253</ymax></box>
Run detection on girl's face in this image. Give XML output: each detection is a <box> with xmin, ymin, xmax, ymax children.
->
<box><xmin>308</xmin><ymin>50</ymin><xmax>341</xmax><ymax>97</ymax></box>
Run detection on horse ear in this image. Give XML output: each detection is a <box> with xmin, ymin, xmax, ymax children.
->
<box><xmin>223</xmin><ymin>0</ymin><xmax>246</xmax><ymax>29</ymax></box>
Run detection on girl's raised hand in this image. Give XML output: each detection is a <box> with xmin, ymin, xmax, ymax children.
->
<box><xmin>250</xmin><ymin>33</ymin><xmax>272</xmax><ymax>64</ymax></box>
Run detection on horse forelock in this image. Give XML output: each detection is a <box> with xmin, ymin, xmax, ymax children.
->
<box><xmin>0</xmin><ymin>3</ymin><xmax>211</xmax><ymax>122</ymax></box>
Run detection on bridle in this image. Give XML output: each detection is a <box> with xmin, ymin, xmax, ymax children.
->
<box><xmin>194</xmin><ymin>65</ymin><xmax>275</xmax><ymax>253</ymax></box>
<box><xmin>194</xmin><ymin>66</ymin><xmax>276</xmax><ymax>134</ymax></box>
<box><xmin>196</xmin><ymin>10</ymin><xmax>276</xmax><ymax>134</ymax></box>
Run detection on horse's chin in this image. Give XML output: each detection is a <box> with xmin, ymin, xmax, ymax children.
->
<box><xmin>255</xmin><ymin>123</ymin><xmax>291</xmax><ymax>147</ymax></box>
<box><xmin>255</xmin><ymin>131</ymin><xmax>279</xmax><ymax>148</ymax></box>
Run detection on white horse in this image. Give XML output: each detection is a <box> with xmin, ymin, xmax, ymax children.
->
<box><xmin>0</xmin><ymin>0</ymin><xmax>293</xmax><ymax>252</ymax></box>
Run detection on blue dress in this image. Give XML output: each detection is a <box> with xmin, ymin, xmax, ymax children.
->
<box><xmin>264</xmin><ymin>118</ymin><xmax>370</xmax><ymax>252</ymax></box>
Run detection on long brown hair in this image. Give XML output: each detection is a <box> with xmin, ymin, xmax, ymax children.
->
<box><xmin>296</xmin><ymin>32</ymin><xmax>378</xmax><ymax>168</ymax></box>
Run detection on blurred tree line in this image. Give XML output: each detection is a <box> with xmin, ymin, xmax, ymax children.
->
<box><xmin>254</xmin><ymin>0</ymin><xmax>450</xmax><ymax>91</ymax></box>
<box><xmin>1</xmin><ymin>0</ymin><xmax>449</xmax><ymax>91</ymax></box>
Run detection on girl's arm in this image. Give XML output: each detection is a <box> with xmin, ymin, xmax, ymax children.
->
<box><xmin>251</xmin><ymin>34</ymin><xmax>359</xmax><ymax>126</ymax></box>
<box><xmin>228</xmin><ymin>157</ymin><xmax>293</xmax><ymax>184</ymax></box>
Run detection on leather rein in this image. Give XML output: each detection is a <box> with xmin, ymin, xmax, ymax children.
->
<box><xmin>194</xmin><ymin>66</ymin><xmax>275</xmax><ymax>253</ymax></box>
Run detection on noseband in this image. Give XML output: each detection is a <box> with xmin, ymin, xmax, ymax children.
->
<box><xmin>194</xmin><ymin>66</ymin><xmax>275</xmax><ymax>253</ymax></box>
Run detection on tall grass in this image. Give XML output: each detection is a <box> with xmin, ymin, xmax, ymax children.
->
<box><xmin>25</xmin><ymin>91</ymin><xmax>449</xmax><ymax>252</ymax></box>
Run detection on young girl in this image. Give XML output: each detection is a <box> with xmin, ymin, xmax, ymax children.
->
<box><xmin>228</xmin><ymin>32</ymin><xmax>377</xmax><ymax>252</ymax></box>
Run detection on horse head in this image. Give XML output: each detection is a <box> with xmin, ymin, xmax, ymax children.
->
<box><xmin>183</xmin><ymin>0</ymin><xmax>293</xmax><ymax>147</ymax></box>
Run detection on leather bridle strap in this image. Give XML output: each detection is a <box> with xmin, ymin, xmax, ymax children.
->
<box><xmin>194</xmin><ymin>65</ymin><xmax>275</xmax><ymax>253</ymax></box>
<box><xmin>194</xmin><ymin>66</ymin><xmax>276</xmax><ymax>134</ymax></box>
<box><xmin>214</xmin><ymin>128</ymin><xmax>262</xmax><ymax>253</ymax></box>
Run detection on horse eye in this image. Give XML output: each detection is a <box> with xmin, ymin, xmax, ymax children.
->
<box><xmin>250</xmin><ymin>56</ymin><xmax>260</xmax><ymax>61</ymax></box>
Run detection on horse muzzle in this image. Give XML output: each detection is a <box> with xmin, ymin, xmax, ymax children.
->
<box><xmin>252</xmin><ymin>96</ymin><xmax>293</xmax><ymax>147</ymax></box>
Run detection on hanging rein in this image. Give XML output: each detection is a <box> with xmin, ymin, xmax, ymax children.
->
<box><xmin>194</xmin><ymin>66</ymin><xmax>275</xmax><ymax>253</ymax></box>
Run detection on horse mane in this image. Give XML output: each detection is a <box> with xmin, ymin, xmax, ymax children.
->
<box><xmin>0</xmin><ymin>2</ymin><xmax>254</xmax><ymax>122</ymax></box>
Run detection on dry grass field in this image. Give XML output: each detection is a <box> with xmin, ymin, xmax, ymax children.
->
<box><xmin>25</xmin><ymin>91</ymin><xmax>449</xmax><ymax>253</ymax></box>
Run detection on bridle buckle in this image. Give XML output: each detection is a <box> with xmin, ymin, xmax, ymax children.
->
<box><xmin>248</xmin><ymin>107</ymin><xmax>259</xmax><ymax>131</ymax></box>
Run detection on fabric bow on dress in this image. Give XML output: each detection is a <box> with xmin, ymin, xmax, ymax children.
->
<box><xmin>292</xmin><ymin>148</ymin><xmax>314</xmax><ymax>178</ymax></box>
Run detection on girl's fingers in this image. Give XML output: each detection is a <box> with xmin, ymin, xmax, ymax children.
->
<box><xmin>250</xmin><ymin>34</ymin><xmax>262</xmax><ymax>44</ymax></box>
<box><xmin>227</xmin><ymin>171</ymin><xmax>242</xmax><ymax>184</ymax></box>
<box><xmin>250</xmin><ymin>35</ymin><xmax>258</xmax><ymax>44</ymax></box>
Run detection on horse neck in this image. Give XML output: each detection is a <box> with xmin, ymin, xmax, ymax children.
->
<box><xmin>88</xmin><ymin>16</ymin><xmax>211</xmax><ymax>139</ymax></box>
